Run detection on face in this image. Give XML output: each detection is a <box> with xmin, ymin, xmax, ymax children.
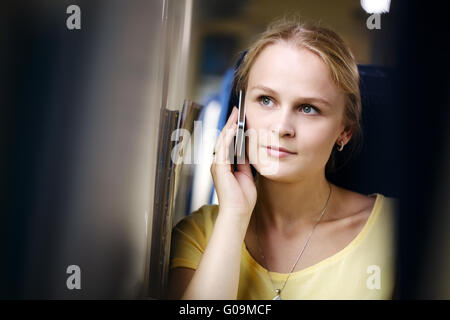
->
<box><xmin>244</xmin><ymin>42</ymin><xmax>350</xmax><ymax>182</ymax></box>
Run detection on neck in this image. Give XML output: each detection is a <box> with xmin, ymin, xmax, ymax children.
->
<box><xmin>254</xmin><ymin>172</ymin><xmax>333</xmax><ymax>233</ymax></box>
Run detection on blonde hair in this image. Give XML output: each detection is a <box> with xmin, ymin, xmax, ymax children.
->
<box><xmin>234</xmin><ymin>17</ymin><xmax>363</xmax><ymax>174</ymax></box>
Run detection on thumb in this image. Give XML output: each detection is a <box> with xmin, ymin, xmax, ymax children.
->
<box><xmin>236</xmin><ymin>155</ymin><xmax>254</xmax><ymax>181</ymax></box>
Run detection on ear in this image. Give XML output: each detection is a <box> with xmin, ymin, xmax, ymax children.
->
<box><xmin>339</xmin><ymin>125</ymin><xmax>353</xmax><ymax>144</ymax></box>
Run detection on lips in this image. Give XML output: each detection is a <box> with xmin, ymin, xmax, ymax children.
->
<box><xmin>265</xmin><ymin>145</ymin><xmax>297</xmax><ymax>158</ymax></box>
<box><xmin>266</xmin><ymin>146</ymin><xmax>296</xmax><ymax>154</ymax></box>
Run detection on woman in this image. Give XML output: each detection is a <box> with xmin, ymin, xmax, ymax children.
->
<box><xmin>168</xmin><ymin>18</ymin><xmax>397</xmax><ymax>300</ymax></box>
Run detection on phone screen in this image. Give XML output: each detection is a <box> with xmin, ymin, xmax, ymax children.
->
<box><xmin>234</xmin><ymin>90</ymin><xmax>246</xmax><ymax>162</ymax></box>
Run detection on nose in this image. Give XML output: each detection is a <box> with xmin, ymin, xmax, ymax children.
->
<box><xmin>270</xmin><ymin>108</ymin><xmax>295</xmax><ymax>138</ymax></box>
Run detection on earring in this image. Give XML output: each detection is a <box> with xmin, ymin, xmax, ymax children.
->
<box><xmin>337</xmin><ymin>140</ymin><xmax>344</xmax><ymax>152</ymax></box>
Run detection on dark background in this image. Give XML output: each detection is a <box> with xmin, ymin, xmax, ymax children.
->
<box><xmin>1</xmin><ymin>0</ymin><xmax>450</xmax><ymax>299</ymax></box>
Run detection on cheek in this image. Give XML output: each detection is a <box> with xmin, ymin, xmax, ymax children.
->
<box><xmin>245</xmin><ymin>104</ymin><xmax>259</xmax><ymax>130</ymax></box>
<box><xmin>245</xmin><ymin>107</ymin><xmax>274</xmax><ymax>147</ymax></box>
<box><xmin>298</xmin><ymin>121</ymin><xmax>338</xmax><ymax>152</ymax></box>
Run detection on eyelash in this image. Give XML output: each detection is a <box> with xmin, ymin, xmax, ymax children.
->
<box><xmin>257</xmin><ymin>95</ymin><xmax>321</xmax><ymax>114</ymax></box>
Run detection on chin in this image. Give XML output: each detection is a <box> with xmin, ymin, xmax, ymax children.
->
<box><xmin>253</xmin><ymin>161</ymin><xmax>304</xmax><ymax>183</ymax></box>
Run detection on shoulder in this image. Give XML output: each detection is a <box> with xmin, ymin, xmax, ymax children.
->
<box><xmin>373</xmin><ymin>194</ymin><xmax>398</xmax><ymax>232</ymax></box>
<box><xmin>170</xmin><ymin>205</ymin><xmax>219</xmax><ymax>270</ymax></box>
<box><xmin>330</xmin><ymin>185</ymin><xmax>376</xmax><ymax>222</ymax></box>
<box><xmin>335</xmin><ymin>185</ymin><xmax>397</xmax><ymax>216</ymax></box>
<box><xmin>330</xmin><ymin>186</ymin><xmax>398</xmax><ymax>233</ymax></box>
<box><xmin>346</xmin><ymin>190</ymin><xmax>398</xmax><ymax>233</ymax></box>
<box><xmin>173</xmin><ymin>204</ymin><xmax>219</xmax><ymax>240</ymax></box>
<box><xmin>378</xmin><ymin>194</ymin><xmax>399</xmax><ymax>213</ymax></box>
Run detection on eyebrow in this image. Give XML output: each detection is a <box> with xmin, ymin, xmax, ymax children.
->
<box><xmin>250</xmin><ymin>84</ymin><xmax>332</xmax><ymax>107</ymax></box>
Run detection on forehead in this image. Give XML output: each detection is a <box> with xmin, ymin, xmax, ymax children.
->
<box><xmin>247</xmin><ymin>43</ymin><xmax>343</xmax><ymax>104</ymax></box>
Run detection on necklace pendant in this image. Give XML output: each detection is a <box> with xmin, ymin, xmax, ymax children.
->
<box><xmin>273</xmin><ymin>289</ymin><xmax>281</xmax><ymax>300</ymax></box>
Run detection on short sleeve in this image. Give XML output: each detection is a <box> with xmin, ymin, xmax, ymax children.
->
<box><xmin>169</xmin><ymin>205</ymin><xmax>218</xmax><ymax>270</ymax></box>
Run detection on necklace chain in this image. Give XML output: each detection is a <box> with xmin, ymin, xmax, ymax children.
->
<box><xmin>255</xmin><ymin>181</ymin><xmax>332</xmax><ymax>299</ymax></box>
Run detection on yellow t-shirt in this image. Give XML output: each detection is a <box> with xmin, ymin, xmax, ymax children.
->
<box><xmin>170</xmin><ymin>193</ymin><xmax>398</xmax><ymax>300</ymax></box>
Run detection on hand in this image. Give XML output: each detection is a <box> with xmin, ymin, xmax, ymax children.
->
<box><xmin>210</xmin><ymin>107</ymin><xmax>257</xmax><ymax>219</ymax></box>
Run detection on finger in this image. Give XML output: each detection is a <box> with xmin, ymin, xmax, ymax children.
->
<box><xmin>226</xmin><ymin>106</ymin><xmax>238</xmax><ymax>128</ymax></box>
<box><xmin>213</xmin><ymin>106</ymin><xmax>238</xmax><ymax>160</ymax></box>
<box><xmin>215</xmin><ymin>107</ymin><xmax>238</xmax><ymax>147</ymax></box>
<box><xmin>236</xmin><ymin>154</ymin><xmax>252</xmax><ymax>177</ymax></box>
<box><xmin>215</xmin><ymin>122</ymin><xmax>237</xmax><ymax>166</ymax></box>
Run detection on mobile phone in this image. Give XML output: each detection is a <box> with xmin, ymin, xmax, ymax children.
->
<box><xmin>234</xmin><ymin>90</ymin><xmax>246</xmax><ymax>162</ymax></box>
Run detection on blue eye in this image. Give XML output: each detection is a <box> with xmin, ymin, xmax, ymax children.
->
<box><xmin>259</xmin><ymin>96</ymin><xmax>274</xmax><ymax>107</ymax></box>
<box><xmin>300</xmin><ymin>104</ymin><xmax>319</xmax><ymax>114</ymax></box>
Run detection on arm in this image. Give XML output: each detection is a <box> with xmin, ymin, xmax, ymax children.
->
<box><xmin>167</xmin><ymin>267</ymin><xmax>194</xmax><ymax>300</ymax></box>
<box><xmin>168</xmin><ymin>106</ymin><xmax>256</xmax><ymax>300</ymax></box>
<box><xmin>181</xmin><ymin>209</ymin><xmax>249</xmax><ymax>299</ymax></box>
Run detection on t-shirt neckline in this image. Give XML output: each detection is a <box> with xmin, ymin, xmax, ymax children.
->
<box><xmin>242</xmin><ymin>193</ymin><xmax>384</xmax><ymax>280</ymax></box>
